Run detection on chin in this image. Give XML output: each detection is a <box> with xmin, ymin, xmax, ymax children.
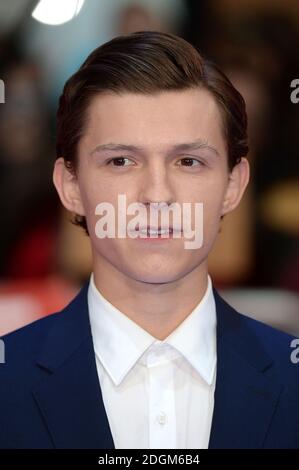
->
<box><xmin>133</xmin><ymin>274</ymin><xmax>181</xmax><ymax>285</ymax></box>
<box><xmin>124</xmin><ymin>264</ymin><xmax>190</xmax><ymax>285</ymax></box>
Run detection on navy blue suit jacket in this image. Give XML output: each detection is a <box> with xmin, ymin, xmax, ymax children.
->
<box><xmin>0</xmin><ymin>283</ymin><xmax>299</xmax><ymax>449</ymax></box>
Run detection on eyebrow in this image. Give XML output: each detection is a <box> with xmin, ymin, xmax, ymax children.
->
<box><xmin>90</xmin><ymin>139</ymin><xmax>220</xmax><ymax>158</ymax></box>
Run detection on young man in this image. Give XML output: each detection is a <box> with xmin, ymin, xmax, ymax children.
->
<box><xmin>1</xmin><ymin>31</ymin><xmax>298</xmax><ymax>449</ymax></box>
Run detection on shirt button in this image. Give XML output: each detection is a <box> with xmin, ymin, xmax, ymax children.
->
<box><xmin>157</xmin><ymin>412</ymin><xmax>167</xmax><ymax>425</ymax></box>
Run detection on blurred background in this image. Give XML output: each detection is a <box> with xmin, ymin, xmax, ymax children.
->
<box><xmin>0</xmin><ymin>0</ymin><xmax>298</xmax><ymax>336</ymax></box>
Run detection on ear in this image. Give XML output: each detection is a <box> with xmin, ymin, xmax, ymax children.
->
<box><xmin>53</xmin><ymin>158</ymin><xmax>85</xmax><ymax>216</ymax></box>
<box><xmin>221</xmin><ymin>157</ymin><xmax>250</xmax><ymax>216</ymax></box>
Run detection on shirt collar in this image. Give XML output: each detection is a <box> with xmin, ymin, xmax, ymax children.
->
<box><xmin>88</xmin><ymin>273</ymin><xmax>216</xmax><ymax>386</ymax></box>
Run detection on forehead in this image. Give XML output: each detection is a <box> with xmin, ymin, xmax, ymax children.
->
<box><xmin>82</xmin><ymin>88</ymin><xmax>226</xmax><ymax>156</ymax></box>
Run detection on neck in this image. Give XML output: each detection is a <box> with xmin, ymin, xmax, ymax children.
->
<box><xmin>92</xmin><ymin>253</ymin><xmax>209</xmax><ymax>341</ymax></box>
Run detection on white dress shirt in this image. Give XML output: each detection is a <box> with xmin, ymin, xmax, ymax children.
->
<box><xmin>87</xmin><ymin>273</ymin><xmax>217</xmax><ymax>449</ymax></box>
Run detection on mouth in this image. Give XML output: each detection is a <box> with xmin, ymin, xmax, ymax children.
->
<box><xmin>136</xmin><ymin>225</ymin><xmax>180</xmax><ymax>238</ymax></box>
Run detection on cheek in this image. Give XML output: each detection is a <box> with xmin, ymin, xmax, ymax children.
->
<box><xmin>184</xmin><ymin>174</ymin><xmax>227</xmax><ymax>213</ymax></box>
<box><xmin>78</xmin><ymin>171</ymin><xmax>118</xmax><ymax>215</ymax></box>
<box><xmin>203</xmin><ymin>188</ymin><xmax>226</xmax><ymax>216</ymax></box>
<box><xmin>188</xmin><ymin>178</ymin><xmax>227</xmax><ymax>241</ymax></box>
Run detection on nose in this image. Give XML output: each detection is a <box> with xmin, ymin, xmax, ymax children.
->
<box><xmin>138</xmin><ymin>161</ymin><xmax>176</xmax><ymax>207</ymax></box>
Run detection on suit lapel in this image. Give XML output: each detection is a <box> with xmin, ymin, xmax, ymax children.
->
<box><xmin>209</xmin><ymin>290</ymin><xmax>283</xmax><ymax>449</ymax></box>
<box><xmin>32</xmin><ymin>283</ymin><xmax>115</xmax><ymax>449</ymax></box>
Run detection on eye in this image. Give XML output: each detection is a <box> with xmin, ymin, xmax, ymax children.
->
<box><xmin>178</xmin><ymin>157</ymin><xmax>203</xmax><ymax>167</ymax></box>
<box><xmin>106</xmin><ymin>157</ymin><xmax>134</xmax><ymax>167</ymax></box>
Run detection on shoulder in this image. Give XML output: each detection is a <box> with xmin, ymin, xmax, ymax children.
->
<box><xmin>0</xmin><ymin>282</ymin><xmax>90</xmax><ymax>381</ymax></box>
<box><xmin>0</xmin><ymin>282</ymin><xmax>89</xmax><ymax>370</ymax></box>
<box><xmin>240</xmin><ymin>309</ymin><xmax>296</xmax><ymax>350</ymax></box>
<box><xmin>0</xmin><ymin>311</ymin><xmax>62</xmax><ymax>379</ymax></box>
<box><xmin>239</xmin><ymin>310</ymin><xmax>297</xmax><ymax>366</ymax></box>
<box><xmin>214</xmin><ymin>289</ymin><xmax>299</xmax><ymax>384</ymax></box>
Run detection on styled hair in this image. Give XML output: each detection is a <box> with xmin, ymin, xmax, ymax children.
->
<box><xmin>56</xmin><ymin>30</ymin><xmax>248</xmax><ymax>233</ymax></box>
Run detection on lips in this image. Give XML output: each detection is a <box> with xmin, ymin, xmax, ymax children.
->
<box><xmin>138</xmin><ymin>227</ymin><xmax>173</xmax><ymax>236</ymax></box>
<box><xmin>135</xmin><ymin>224</ymin><xmax>183</xmax><ymax>237</ymax></box>
<box><xmin>136</xmin><ymin>225</ymin><xmax>173</xmax><ymax>233</ymax></box>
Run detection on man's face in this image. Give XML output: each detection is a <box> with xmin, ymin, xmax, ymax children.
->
<box><xmin>57</xmin><ymin>88</ymin><xmax>249</xmax><ymax>284</ymax></box>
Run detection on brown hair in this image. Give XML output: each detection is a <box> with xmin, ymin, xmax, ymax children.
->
<box><xmin>56</xmin><ymin>30</ymin><xmax>248</xmax><ymax>233</ymax></box>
